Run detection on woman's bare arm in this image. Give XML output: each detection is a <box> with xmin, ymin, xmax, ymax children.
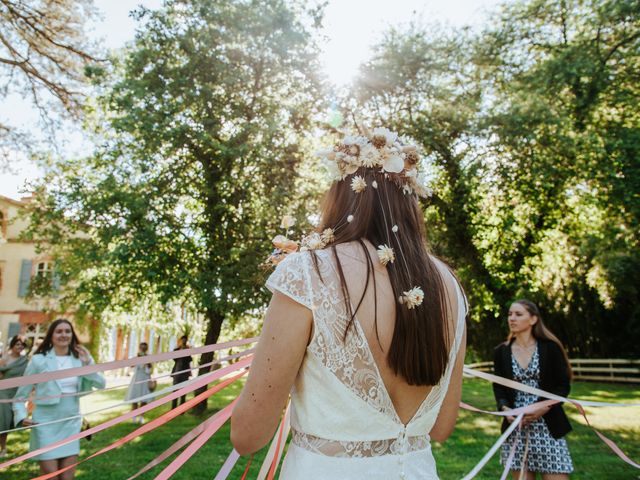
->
<box><xmin>231</xmin><ymin>291</ymin><xmax>312</xmax><ymax>455</ymax></box>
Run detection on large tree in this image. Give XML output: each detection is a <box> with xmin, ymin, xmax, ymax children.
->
<box><xmin>477</xmin><ymin>0</ymin><xmax>640</xmax><ymax>356</ymax></box>
<box><xmin>25</xmin><ymin>0</ymin><xmax>325</xmax><ymax>398</ymax></box>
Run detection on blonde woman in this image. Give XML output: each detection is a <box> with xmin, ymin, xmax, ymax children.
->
<box><xmin>493</xmin><ymin>300</ymin><xmax>574</xmax><ymax>479</ymax></box>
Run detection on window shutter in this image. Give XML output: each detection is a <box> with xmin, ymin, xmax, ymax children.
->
<box><xmin>18</xmin><ymin>260</ymin><xmax>32</xmax><ymax>297</ymax></box>
<box><xmin>8</xmin><ymin>322</ymin><xmax>21</xmax><ymax>339</ymax></box>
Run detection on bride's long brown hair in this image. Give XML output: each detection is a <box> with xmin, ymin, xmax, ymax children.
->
<box><xmin>312</xmin><ymin>167</ymin><xmax>453</xmax><ymax>386</ymax></box>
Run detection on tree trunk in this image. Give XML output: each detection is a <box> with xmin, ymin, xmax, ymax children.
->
<box><xmin>191</xmin><ymin>308</ymin><xmax>224</xmax><ymax>414</ymax></box>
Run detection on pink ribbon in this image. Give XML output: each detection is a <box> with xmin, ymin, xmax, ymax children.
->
<box><xmin>460</xmin><ymin>399</ymin><xmax>558</xmax><ymax>417</ymax></box>
<box><xmin>257</xmin><ymin>403</ymin><xmax>291</xmax><ymax>480</ymax></box>
<box><xmin>0</xmin><ymin>348</ymin><xmax>254</xmax><ymax>404</ymax></box>
<box><xmin>461</xmin><ymin>413</ymin><xmax>524</xmax><ymax>480</ymax></box>
<box><xmin>267</xmin><ymin>405</ymin><xmax>290</xmax><ymax>480</ymax></box>
<box><xmin>464</xmin><ymin>367</ymin><xmax>640</xmax><ymax>470</ymax></box>
<box><xmin>31</xmin><ymin>371</ymin><xmax>247</xmax><ymax>480</ymax></box>
<box><xmin>153</xmin><ymin>400</ymin><xmax>238</xmax><ymax>480</ymax></box>
<box><xmin>0</xmin><ymin>356</ymin><xmax>251</xmax><ymax>471</ymax></box>
<box><xmin>126</xmin><ymin>396</ymin><xmax>242</xmax><ymax>480</ymax></box>
<box><xmin>213</xmin><ymin>449</ymin><xmax>241</xmax><ymax>480</ymax></box>
<box><xmin>0</xmin><ymin>337</ymin><xmax>257</xmax><ymax>390</ymax></box>
<box><xmin>500</xmin><ymin>425</ymin><xmax>519</xmax><ymax>480</ymax></box>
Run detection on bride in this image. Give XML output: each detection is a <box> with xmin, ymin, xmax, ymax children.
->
<box><xmin>231</xmin><ymin>128</ymin><xmax>467</xmax><ymax>479</ymax></box>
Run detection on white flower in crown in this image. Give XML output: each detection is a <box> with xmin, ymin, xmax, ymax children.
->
<box><xmin>321</xmin><ymin>228</ymin><xmax>335</xmax><ymax>244</ymax></box>
<box><xmin>324</xmin><ymin>158</ymin><xmax>342</xmax><ymax>181</ymax></box>
<box><xmin>343</xmin><ymin>135</ymin><xmax>368</xmax><ymax>148</ymax></box>
<box><xmin>400</xmin><ymin>286</ymin><xmax>424</xmax><ymax>309</ymax></box>
<box><xmin>377</xmin><ymin>244</ymin><xmax>395</xmax><ymax>266</ymax></box>
<box><xmin>336</xmin><ymin>152</ymin><xmax>359</xmax><ymax>176</ymax></box>
<box><xmin>360</xmin><ymin>144</ymin><xmax>380</xmax><ymax>168</ymax></box>
<box><xmin>379</xmin><ymin>146</ymin><xmax>404</xmax><ymax>173</ymax></box>
<box><xmin>280</xmin><ymin>215</ymin><xmax>296</xmax><ymax>229</ymax></box>
<box><xmin>351</xmin><ymin>175</ymin><xmax>367</xmax><ymax>193</ymax></box>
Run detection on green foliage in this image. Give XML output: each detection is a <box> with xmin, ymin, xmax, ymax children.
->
<box><xmin>477</xmin><ymin>0</ymin><xmax>640</xmax><ymax>356</ymax></box>
<box><xmin>346</xmin><ymin>0</ymin><xmax>640</xmax><ymax>357</ymax></box>
<box><xmin>25</xmin><ymin>0</ymin><xmax>326</xmax><ymax>343</ymax></box>
<box><xmin>21</xmin><ymin>0</ymin><xmax>639</xmax><ymax>358</ymax></box>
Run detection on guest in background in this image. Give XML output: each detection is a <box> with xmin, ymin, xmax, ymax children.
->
<box><xmin>493</xmin><ymin>299</ymin><xmax>573</xmax><ymax>479</ymax></box>
<box><xmin>13</xmin><ymin>319</ymin><xmax>105</xmax><ymax>479</ymax></box>
<box><xmin>125</xmin><ymin>342</ymin><xmax>153</xmax><ymax>424</ymax></box>
<box><xmin>170</xmin><ymin>335</ymin><xmax>192</xmax><ymax>410</ymax></box>
<box><xmin>0</xmin><ymin>335</ymin><xmax>28</xmax><ymax>458</ymax></box>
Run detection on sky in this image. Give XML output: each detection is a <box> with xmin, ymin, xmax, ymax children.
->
<box><xmin>0</xmin><ymin>0</ymin><xmax>504</xmax><ymax>200</ymax></box>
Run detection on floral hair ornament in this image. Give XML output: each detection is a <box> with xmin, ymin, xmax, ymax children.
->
<box><xmin>316</xmin><ymin>127</ymin><xmax>432</xmax><ymax>198</ymax></box>
<box><xmin>267</xmin><ymin>127</ymin><xmax>428</xmax><ymax>309</ymax></box>
<box><xmin>264</xmin><ymin>217</ymin><xmax>336</xmax><ymax>267</ymax></box>
<box><xmin>399</xmin><ymin>286</ymin><xmax>425</xmax><ymax>310</ymax></box>
<box><xmin>263</xmin><ymin>215</ymin><xmax>300</xmax><ymax>267</ymax></box>
<box><xmin>377</xmin><ymin>244</ymin><xmax>395</xmax><ymax>266</ymax></box>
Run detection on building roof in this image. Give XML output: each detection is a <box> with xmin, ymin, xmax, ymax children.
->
<box><xmin>0</xmin><ymin>194</ymin><xmax>27</xmax><ymax>207</ymax></box>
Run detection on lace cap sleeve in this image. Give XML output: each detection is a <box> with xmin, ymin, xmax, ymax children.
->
<box><xmin>266</xmin><ymin>252</ymin><xmax>313</xmax><ymax>310</ymax></box>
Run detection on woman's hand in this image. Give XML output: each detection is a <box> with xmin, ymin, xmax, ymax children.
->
<box><xmin>522</xmin><ymin>405</ymin><xmax>550</xmax><ymax>426</ymax></box>
<box><xmin>21</xmin><ymin>418</ymin><xmax>37</xmax><ymax>427</ymax></box>
<box><xmin>501</xmin><ymin>405</ymin><xmax>516</xmax><ymax>423</ymax></box>
<box><xmin>75</xmin><ymin>346</ymin><xmax>92</xmax><ymax>366</ymax></box>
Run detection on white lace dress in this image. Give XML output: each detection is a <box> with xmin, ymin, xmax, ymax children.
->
<box><xmin>266</xmin><ymin>249</ymin><xmax>467</xmax><ymax>480</ymax></box>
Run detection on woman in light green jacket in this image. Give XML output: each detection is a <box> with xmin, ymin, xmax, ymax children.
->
<box><xmin>13</xmin><ymin>319</ymin><xmax>105</xmax><ymax>479</ymax></box>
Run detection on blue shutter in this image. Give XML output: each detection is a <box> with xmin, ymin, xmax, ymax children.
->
<box><xmin>18</xmin><ymin>260</ymin><xmax>32</xmax><ymax>297</ymax></box>
<box><xmin>8</xmin><ymin>322</ymin><xmax>21</xmax><ymax>339</ymax></box>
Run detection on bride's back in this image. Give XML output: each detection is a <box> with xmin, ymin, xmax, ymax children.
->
<box><xmin>333</xmin><ymin>240</ymin><xmax>459</xmax><ymax>425</ymax></box>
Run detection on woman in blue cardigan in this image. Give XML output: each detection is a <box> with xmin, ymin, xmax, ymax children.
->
<box><xmin>13</xmin><ymin>319</ymin><xmax>105</xmax><ymax>479</ymax></box>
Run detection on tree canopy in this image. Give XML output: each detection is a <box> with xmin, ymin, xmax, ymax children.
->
<box><xmin>25</xmin><ymin>0</ymin><xmax>639</xmax><ymax>360</ymax></box>
<box><xmin>25</xmin><ymin>0</ymin><xmax>325</xmax><ymax>349</ymax></box>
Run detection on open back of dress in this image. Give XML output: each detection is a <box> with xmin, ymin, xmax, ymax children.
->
<box><xmin>266</xmin><ymin>247</ymin><xmax>467</xmax><ymax>480</ymax></box>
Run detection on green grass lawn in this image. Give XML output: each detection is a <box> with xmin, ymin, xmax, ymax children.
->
<box><xmin>4</xmin><ymin>378</ymin><xmax>639</xmax><ymax>479</ymax></box>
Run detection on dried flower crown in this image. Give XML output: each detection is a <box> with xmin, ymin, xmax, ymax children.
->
<box><xmin>265</xmin><ymin>128</ymin><xmax>429</xmax><ymax>309</ymax></box>
<box><xmin>316</xmin><ymin>127</ymin><xmax>432</xmax><ymax>198</ymax></box>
